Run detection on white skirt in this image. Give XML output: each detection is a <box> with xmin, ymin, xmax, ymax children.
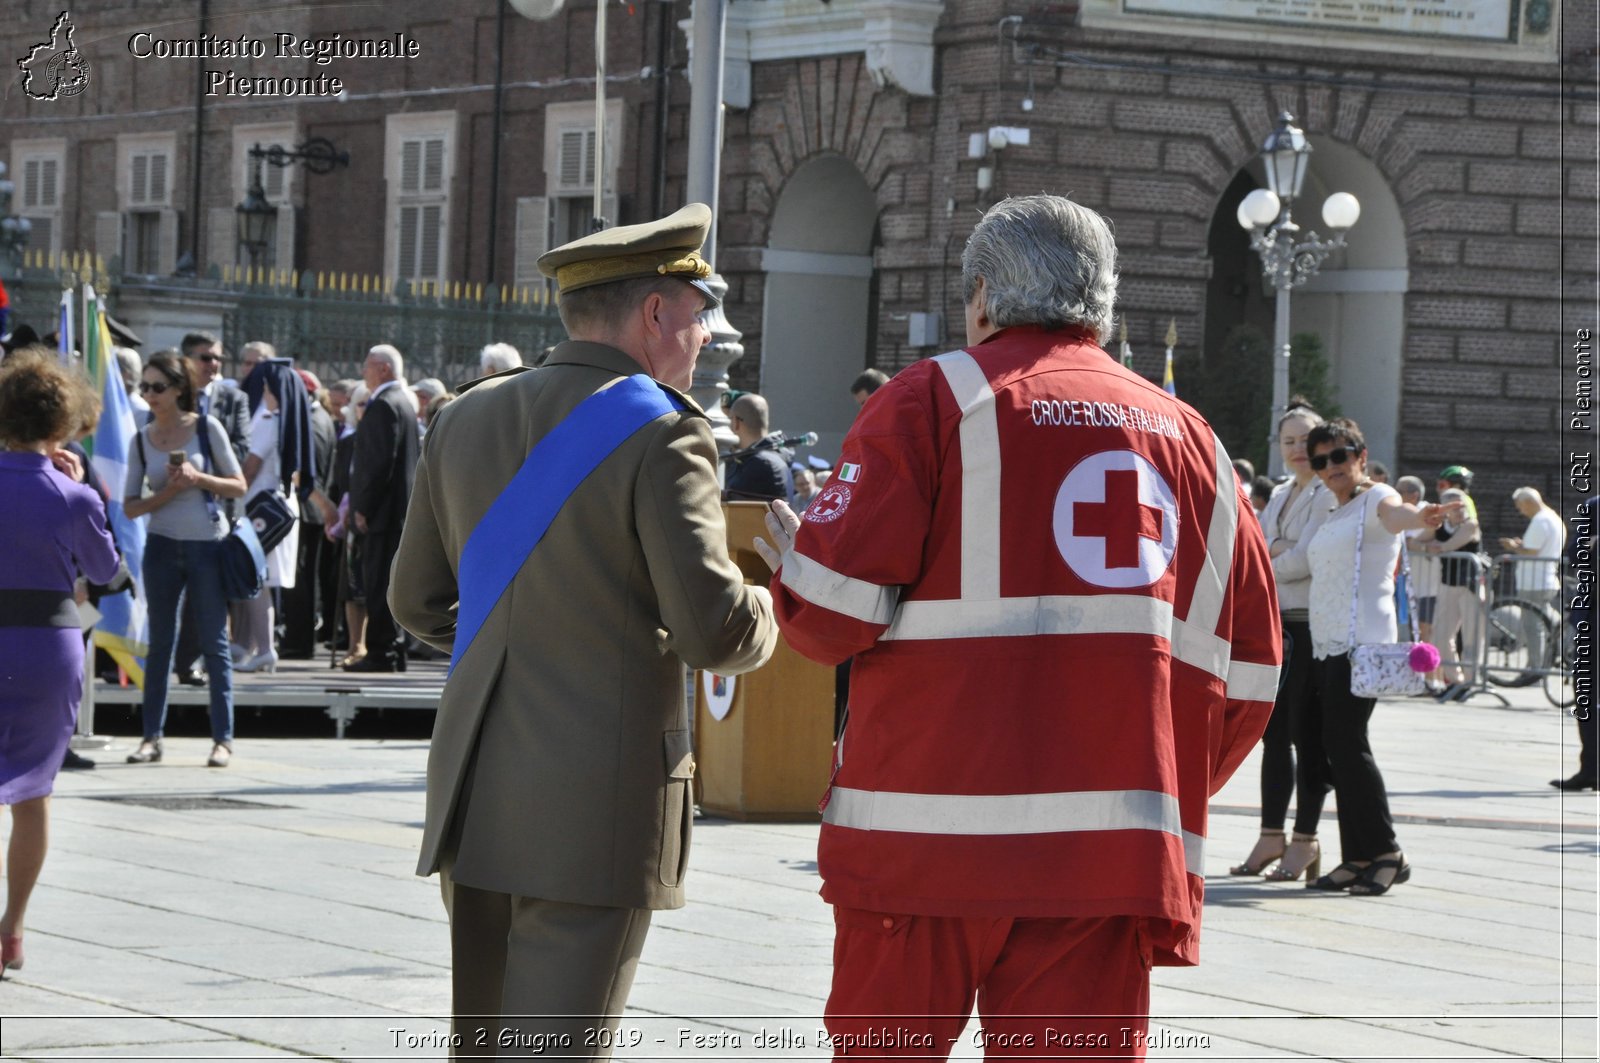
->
<box><xmin>254</xmin><ymin>491</ymin><xmax>300</xmax><ymax>590</ymax></box>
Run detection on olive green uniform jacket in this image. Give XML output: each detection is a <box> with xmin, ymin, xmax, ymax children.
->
<box><xmin>390</xmin><ymin>341</ymin><xmax>778</xmax><ymax>910</ymax></box>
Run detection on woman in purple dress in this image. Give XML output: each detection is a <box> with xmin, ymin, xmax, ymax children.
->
<box><xmin>0</xmin><ymin>349</ymin><xmax>120</xmax><ymax>973</ymax></box>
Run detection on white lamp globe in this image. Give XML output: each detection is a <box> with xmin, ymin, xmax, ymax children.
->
<box><xmin>507</xmin><ymin>0</ymin><xmax>566</xmax><ymax>17</ymax></box>
<box><xmin>1322</xmin><ymin>191</ymin><xmax>1361</xmax><ymax>231</ymax></box>
<box><xmin>1238</xmin><ymin>188</ymin><xmax>1281</xmax><ymax>230</ymax></box>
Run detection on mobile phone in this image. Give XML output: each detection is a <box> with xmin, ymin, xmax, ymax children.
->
<box><xmin>168</xmin><ymin>450</ymin><xmax>186</xmax><ymax>467</ymax></box>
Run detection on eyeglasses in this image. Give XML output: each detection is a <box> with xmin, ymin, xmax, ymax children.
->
<box><xmin>138</xmin><ymin>381</ymin><xmax>171</xmax><ymax>395</ymax></box>
<box><xmin>1309</xmin><ymin>446</ymin><xmax>1360</xmax><ymax>472</ymax></box>
<box><xmin>195</xmin><ymin>353</ymin><xmax>222</xmax><ymax>364</ymax></box>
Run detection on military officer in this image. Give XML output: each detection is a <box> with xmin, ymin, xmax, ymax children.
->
<box><xmin>390</xmin><ymin>203</ymin><xmax>778</xmax><ymax>1057</ymax></box>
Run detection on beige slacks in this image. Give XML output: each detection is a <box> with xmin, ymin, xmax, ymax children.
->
<box><xmin>1432</xmin><ymin>584</ymin><xmax>1483</xmax><ymax>684</ymax></box>
<box><xmin>441</xmin><ymin>866</ymin><xmax>652</xmax><ymax>1060</ymax></box>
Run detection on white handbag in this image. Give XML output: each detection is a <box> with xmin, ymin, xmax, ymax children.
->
<box><xmin>1347</xmin><ymin>491</ymin><xmax>1427</xmax><ymax>698</ymax></box>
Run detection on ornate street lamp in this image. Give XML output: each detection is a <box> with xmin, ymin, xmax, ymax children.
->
<box><xmin>1237</xmin><ymin>112</ymin><xmax>1361</xmax><ymax>477</ymax></box>
<box><xmin>235</xmin><ymin>148</ymin><xmax>277</xmax><ymax>268</ymax></box>
<box><xmin>0</xmin><ymin>162</ymin><xmax>33</xmax><ymax>277</ymax></box>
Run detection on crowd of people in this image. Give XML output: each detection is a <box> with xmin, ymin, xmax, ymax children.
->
<box><xmin>0</xmin><ymin>192</ymin><xmax>1587</xmax><ymax>1057</ymax></box>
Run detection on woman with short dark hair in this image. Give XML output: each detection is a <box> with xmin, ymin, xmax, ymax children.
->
<box><xmin>124</xmin><ymin>350</ymin><xmax>247</xmax><ymax>768</ymax></box>
<box><xmin>1303</xmin><ymin>417</ymin><xmax>1457</xmax><ymax>895</ymax></box>
<box><xmin>0</xmin><ymin>348</ymin><xmax>121</xmax><ymax>971</ymax></box>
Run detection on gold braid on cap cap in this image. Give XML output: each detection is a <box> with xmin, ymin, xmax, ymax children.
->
<box><xmin>555</xmin><ymin>249</ymin><xmax>712</xmax><ymax>293</ymax></box>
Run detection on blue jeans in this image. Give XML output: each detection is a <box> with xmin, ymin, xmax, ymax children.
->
<box><xmin>142</xmin><ymin>534</ymin><xmax>234</xmax><ymax>745</ymax></box>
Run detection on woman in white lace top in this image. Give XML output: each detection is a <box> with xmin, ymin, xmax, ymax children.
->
<box><xmin>1303</xmin><ymin>418</ymin><xmax>1457</xmax><ymax>896</ymax></box>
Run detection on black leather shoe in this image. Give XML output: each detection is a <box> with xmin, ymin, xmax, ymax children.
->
<box><xmin>342</xmin><ymin>657</ymin><xmax>398</xmax><ymax>674</ymax></box>
<box><xmin>1551</xmin><ymin>773</ymin><xmax>1598</xmax><ymax>791</ymax></box>
<box><xmin>175</xmin><ymin>669</ymin><xmax>206</xmax><ymax>687</ymax></box>
<box><xmin>61</xmin><ymin>749</ymin><xmax>96</xmax><ymax>771</ymax></box>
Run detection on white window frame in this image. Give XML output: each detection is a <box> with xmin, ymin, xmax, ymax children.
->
<box><xmin>11</xmin><ymin>138</ymin><xmax>65</xmax><ymax>257</ymax></box>
<box><xmin>542</xmin><ymin>99</ymin><xmax>623</xmax><ymax>249</ymax></box>
<box><xmin>115</xmin><ymin>132</ymin><xmax>178</xmax><ymax>275</ymax></box>
<box><xmin>384</xmin><ymin>110</ymin><xmax>457</xmax><ymax>287</ymax></box>
<box><xmin>232</xmin><ymin>122</ymin><xmax>297</xmax><ymax>206</ymax></box>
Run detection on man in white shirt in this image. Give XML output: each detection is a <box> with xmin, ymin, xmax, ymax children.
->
<box><xmin>1499</xmin><ymin>487</ymin><xmax>1566</xmax><ymax>671</ymax></box>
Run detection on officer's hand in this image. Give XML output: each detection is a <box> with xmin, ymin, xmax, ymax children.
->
<box><xmin>754</xmin><ymin>499</ymin><xmax>800</xmax><ymax>574</ymax></box>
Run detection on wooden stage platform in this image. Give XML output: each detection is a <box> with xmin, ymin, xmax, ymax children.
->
<box><xmin>90</xmin><ymin>655</ymin><xmax>446</xmax><ymax>737</ymax></box>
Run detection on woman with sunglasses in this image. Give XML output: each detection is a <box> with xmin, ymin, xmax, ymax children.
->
<box><xmin>1302</xmin><ymin>418</ymin><xmax>1456</xmax><ymax>895</ymax></box>
<box><xmin>1229</xmin><ymin>400</ymin><xmax>1335</xmax><ymax>882</ymax></box>
<box><xmin>123</xmin><ymin>351</ymin><xmax>247</xmax><ymax>768</ymax></box>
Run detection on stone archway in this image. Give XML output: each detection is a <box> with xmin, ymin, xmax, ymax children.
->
<box><xmin>1206</xmin><ymin>138</ymin><xmax>1408</xmax><ymax>468</ymax></box>
<box><xmin>759</xmin><ymin>154</ymin><xmax>879</xmax><ymax>461</ymax></box>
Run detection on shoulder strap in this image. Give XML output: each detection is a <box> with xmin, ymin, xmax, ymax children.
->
<box><xmin>449</xmin><ymin>374</ymin><xmax>686</xmax><ymax>675</ymax></box>
<box><xmin>194</xmin><ymin>414</ymin><xmax>223</xmax><ymax>524</ymax></box>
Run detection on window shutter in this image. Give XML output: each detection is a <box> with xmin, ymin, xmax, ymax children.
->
<box><xmin>265</xmin><ymin>157</ymin><xmax>286</xmax><ymax>199</ymax></box>
<box><xmin>206</xmin><ymin>205</ymin><xmax>237</xmax><ymax>270</ymax></box>
<box><xmin>94</xmin><ymin>211</ymin><xmax>123</xmax><ymax>263</ymax></box>
<box><xmin>401</xmin><ymin>140</ymin><xmax>422</xmax><ymax>194</ymax></box>
<box><xmin>40</xmin><ymin>159</ymin><xmax>57</xmax><ymax>208</ymax></box>
<box><xmin>22</xmin><ymin>160</ymin><xmax>41</xmax><ymax>209</ymax></box>
<box><xmin>423</xmin><ymin>138</ymin><xmax>444</xmax><ymax>192</ymax></box>
<box><xmin>131</xmin><ymin>155</ymin><xmax>149</xmax><ymax>204</ymax></box>
<box><xmin>150</xmin><ymin>154</ymin><xmax>168</xmax><ymax>204</ymax></box>
<box><xmin>514</xmin><ymin>196</ymin><xmax>549</xmax><ymax>288</ymax></box>
<box><xmin>157</xmin><ymin>209</ymin><xmax>179</xmax><ymax>273</ymax></box>
<box><xmin>419</xmin><ymin>204</ymin><xmax>442</xmax><ymax>279</ymax></box>
<box><xmin>398</xmin><ymin>205</ymin><xmax>419</xmax><ymax>279</ymax></box>
<box><xmin>558</xmin><ymin>130</ymin><xmax>586</xmax><ymax>191</ymax></box>
<box><xmin>274</xmin><ymin>205</ymin><xmax>296</xmax><ymax>270</ymax></box>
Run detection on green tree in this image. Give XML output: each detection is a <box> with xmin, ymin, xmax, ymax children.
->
<box><xmin>1287</xmin><ymin>330</ymin><xmax>1341</xmax><ymax>422</ymax></box>
<box><xmin>1183</xmin><ymin>325</ymin><xmax>1341</xmax><ymax>474</ymax></box>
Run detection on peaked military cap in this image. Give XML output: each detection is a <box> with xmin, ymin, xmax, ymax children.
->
<box><xmin>537</xmin><ymin>202</ymin><xmax>720</xmax><ymax>308</ymax></box>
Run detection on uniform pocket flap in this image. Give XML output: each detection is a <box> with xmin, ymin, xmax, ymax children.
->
<box><xmin>664</xmin><ymin>729</ymin><xmax>695</xmax><ymax>779</ymax></box>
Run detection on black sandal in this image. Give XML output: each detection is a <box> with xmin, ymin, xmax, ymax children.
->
<box><xmin>1306</xmin><ymin>861</ymin><xmax>1367</xmax><ymax>891</ymax></box>
<box><xmin>1349</xmin><ymin>855</ymin><xmax>1411</xmax><ymax>896</ymax></box>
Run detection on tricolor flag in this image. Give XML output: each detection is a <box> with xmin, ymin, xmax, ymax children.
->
<box><xmin>57</xmin><ymin>287</ymin><xmax>75</xmax><ymax>364</ymax></box>
<box><xmin>82</xmin><ymin>284</ymin><xmax>149</xmax><ymax>687</ymax></box>
<box><xmin>837</xmin><ymin>462</ymin><xmax>861</xmax><ymax>483</ymax></box>
<box><xmin>1162</xmin><ymin>349</ymin><xmax>1176</xmax><ymax>397</ymax></box>
<box><xmin>1118</xmin><ymin>317</ymin><xmax>1133</xmax><ymax>370</ymax></box>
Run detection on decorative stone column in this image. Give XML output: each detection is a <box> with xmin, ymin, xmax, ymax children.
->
<box><xmin>690</xmin><ymin>274</ymin><xmax>742</xmax><ymax>453</ymax></box>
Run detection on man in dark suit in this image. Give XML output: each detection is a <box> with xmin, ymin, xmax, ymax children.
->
<box><xmin>173</xmin><ymin>331</ymin><xmax>251</xmax><ymax>686</ymax></box>
<box><xmin>347</xmin><ymin>344</ymin><xmax>419</xmax><ymax>672</ymax></box>
<box><xmin>280</xmin><ymin>369</ymin><xmax>339</xmax><ymax>658</ymax></box>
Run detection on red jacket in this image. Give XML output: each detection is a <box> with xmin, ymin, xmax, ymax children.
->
<box><xmin>771</xmin><ymin>326</ymin><xmax>1280</xmax><ymax>965</ymax></box>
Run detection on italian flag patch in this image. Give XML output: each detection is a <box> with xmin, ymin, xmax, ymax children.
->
<box><xmin>837</xmin><ymin>462</ymin><xmax>861</xmax><ymax>483</ymax></box>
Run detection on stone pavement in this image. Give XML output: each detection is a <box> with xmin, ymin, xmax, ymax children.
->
<box><xmin>0</xmin><ymin>683</ymin><xmax>1593</xmax><ymax>1061</ymax></box>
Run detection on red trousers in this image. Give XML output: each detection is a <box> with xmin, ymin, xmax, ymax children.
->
<box><xmin>824</xmin><ymin>909</ymin><xmax>1152</xmax><ymax>1061</ymax></box>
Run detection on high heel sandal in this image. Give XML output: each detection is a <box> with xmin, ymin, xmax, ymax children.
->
<box><xmin>236</xmin><ymin>650</ymin><xmax>278</xmax><ymax>674</ymax></box>
<box><xmin>125</xmin><ymin>739</ymin><xmax>162</xmax><ymax>764</ymax></box>
<box><xmin>1307</xmin><ymin>860</ymin><xmax>1369</xmax><ymax>891</ymax></box>
<box><xmin>1263</xmin><ymin>833</ymin><xmax>1321</xmax><ymax>882</ymax></box>
<box><xmin>1228</xmin><ymin>830</ymin><xmax>1286</xmax><ymax>876</ymax></box>
<box><xmin>1348</xmin><ymin>854</ymin><xmax>1410</xmax><ymax>896</ymax></box>
<box><xmin>2</xmin><ymin>933</ymin><xmax>24</xmax><ymax>972</ymax></box>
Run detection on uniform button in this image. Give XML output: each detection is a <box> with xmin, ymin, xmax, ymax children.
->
<box><xmin>881</xmin><ymin>917</ymin><xmax>894</xmax><ymax>930</ymax></box>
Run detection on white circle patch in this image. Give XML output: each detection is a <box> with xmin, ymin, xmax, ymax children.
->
<box><xmin>805</xmin><ymin>483</ymin><xmax>852</xmax><ymax>523</ymax></box>
<box><xmin>1052</xmin><ymin>450</ymin><xmax>1178</xmax><ymax>588</ymax></box>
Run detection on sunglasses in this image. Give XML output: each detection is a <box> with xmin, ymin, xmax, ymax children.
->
<box><xmin>195</xmin><ymin>353</ymin><xmax>222</xmax><ymax>364</ymax></box>
<box><xmin>1309</xmin><ymin>446</ymin><xmax>1361</xmax><ymax>471</ymax></box>
<box><xmin>138</xmin><ymin>380</ymin><xmax>172</xmax><ymax>395</ymax></box>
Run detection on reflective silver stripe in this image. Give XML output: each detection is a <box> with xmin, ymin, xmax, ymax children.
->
<box><xmin>1186</xmin><ymin>432</ymin><xmax>1238</xmax><ymax>636</ymax></box>
<box><xmin>1226</xmin><ymin>660</ymin><xmax>1281</xmax><ymax>703</ymax></box>
<box><xmin>933</xmin><ymin>351</ymin><xmax>1001</xmax><ymax>601</ymax></box>
<box><xmin>780</xmin><ymin>548</ymin><xmax>899</xmax><ymax>626</ymax></box>
<box><xmin>823</xmin><ymin>786</ymin><xmax>1205</xmax><ymax>876</ymax></box>
<box><xmin>1170</xmin><ymin>616</ymin><xmax>1229</xmax><ymax>681</ymax></box>
<box><xmin>884</xmin><ymin>594</ymin><xmax>1172</xmax><ymax>644</ymax></box>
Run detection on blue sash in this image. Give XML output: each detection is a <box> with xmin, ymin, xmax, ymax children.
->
<box><xmin>450</xmin><ymin>374</ymin><xmax>685</xmax><ymax>675</ymax></box>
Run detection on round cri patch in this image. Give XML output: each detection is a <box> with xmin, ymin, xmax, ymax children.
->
<box><xmin>1052</xmin><ymin>450</ymin><xmax>1178</xmax><ymax>588</ymax></box>
<box><xmin>805</xmin><ymin>483</ymin><xmax>852</xmax><ymax>523</ymax></box>
<box><xmin>702</xmin><ymin>672</ymin><xmax>737</xmax><ymax>721</ymax></box>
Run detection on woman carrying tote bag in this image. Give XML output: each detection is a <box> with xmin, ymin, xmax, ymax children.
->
<box><xmin>1302</xmin><ymin>418</ymin><xmax>1458</xmax><ymax>896</ymax></box>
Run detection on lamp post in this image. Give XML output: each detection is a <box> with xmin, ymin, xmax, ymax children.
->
<box><xmin>1236</xmin><ymin>112</ymin><xmax>1361</xmax><ymax>477</ymax></box>
<box><xmin>234</xmin><ymin>138</ymin><xmax>349</xmax><ymax>269</ymax></box>
<box><xmin>0</xmin><ymin>162</ymin><xmax>33</xmax><ymax>278</ymax></box>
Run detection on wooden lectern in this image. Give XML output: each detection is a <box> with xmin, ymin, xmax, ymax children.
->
<box><xmin>693</xmin><ymin>502</ymin><xmax>834</xmax><ymax>821</ymax></box>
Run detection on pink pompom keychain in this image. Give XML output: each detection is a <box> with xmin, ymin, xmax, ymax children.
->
<box><xmin>1409</xmin><ymin>642</ymin><xmax>1441</xmax><ymax>673</ymax></box>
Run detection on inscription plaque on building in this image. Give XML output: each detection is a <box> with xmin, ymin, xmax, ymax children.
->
<box><xmin>1122</xmin><ymin>0</ymin><xmax>1517</xmax><ymax>43</ymax></box>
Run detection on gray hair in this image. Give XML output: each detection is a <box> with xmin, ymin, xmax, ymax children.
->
<box><xmin>479</xmin><ymin>342</ymin><xmax>522</xmax><ymax>374</ymax></box>
<box><xmin>1512</xmin><ymin>486</ymin><xmax>1545</xmax><ymax>507</ymax></box>
<box><xmin>1396</xmin><ymin>475</ymin><xmax>1426</xmax><ymax>501</ymax></box>
<box><xmin>413</xmin><ymin>376</ymin><xmax>448</xmax><ymax>400</ymax></box>
<box><xmin>329</xmin><ymin>378</ymin><xmax>359</xmax><ymax>398</ymax></box>
<box><xmin>367</xmin><ymin>344</ymin><xmax>404</xmax><ymax>379</ymax></box>
<box><xmin>345</xmin><ymin>383</ymin><xmax>370</xmax><ymax>429</ymax></box>
<box><xmin>241</xmin><ymin>340</ymin><xmax>276</xmax><ymax>361</ymax></box>
<box><xmin>113</xmin><ymin>346</ymin><xmax>142</xmax><ymax>390</ymax></box>
<box><xmin>1439</xmin><ymin>488</ymin><xmax>1467</xmax><ymax>505</ymax></box>
<box><xmin>960</xmin><ymin>195</ymin><xmax>1119</xmax><ymax>344</ymax></box>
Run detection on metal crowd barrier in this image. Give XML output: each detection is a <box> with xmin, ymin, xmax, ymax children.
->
<box><xmin>1419</xmin><ymin>553</ymin><xmax>1569</xmax><ymax>708</ymax></box>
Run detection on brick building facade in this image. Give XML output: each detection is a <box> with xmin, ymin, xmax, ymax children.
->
<box><xmin>2</xmin><ymin>0</ymin><xmax>1593</xmax><ymax>537</ymax></box>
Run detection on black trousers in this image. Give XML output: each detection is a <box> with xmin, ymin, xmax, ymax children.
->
<box><xmin>278</xmin><ymin>527</ymin><xmax>324</xmax><ymax>657</ymax></box>
<box><xmin>1577</xmin><ymin>704</ymin><xmax>1598</xmax><ymax>779</ymax></box>
<box><xmin>361</xmin><ymin>525</ymin><xmax>405</xmax><ymax>668</ymax></box>
<box><xmin>1309</xmin><ymin>653</ymin><xmax>1399</xmax><ymax>862</ymax></box>
<box><xmin>1259</xmin><ymin>619</ymin><xmax>1330</xmax><ymax>835</ymax></box>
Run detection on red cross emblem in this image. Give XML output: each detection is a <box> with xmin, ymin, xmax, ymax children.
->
<box><xmin>1073</xmin><ymin>469</ymin><xmax>1166</xmax><ymax>569</ymax></box>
